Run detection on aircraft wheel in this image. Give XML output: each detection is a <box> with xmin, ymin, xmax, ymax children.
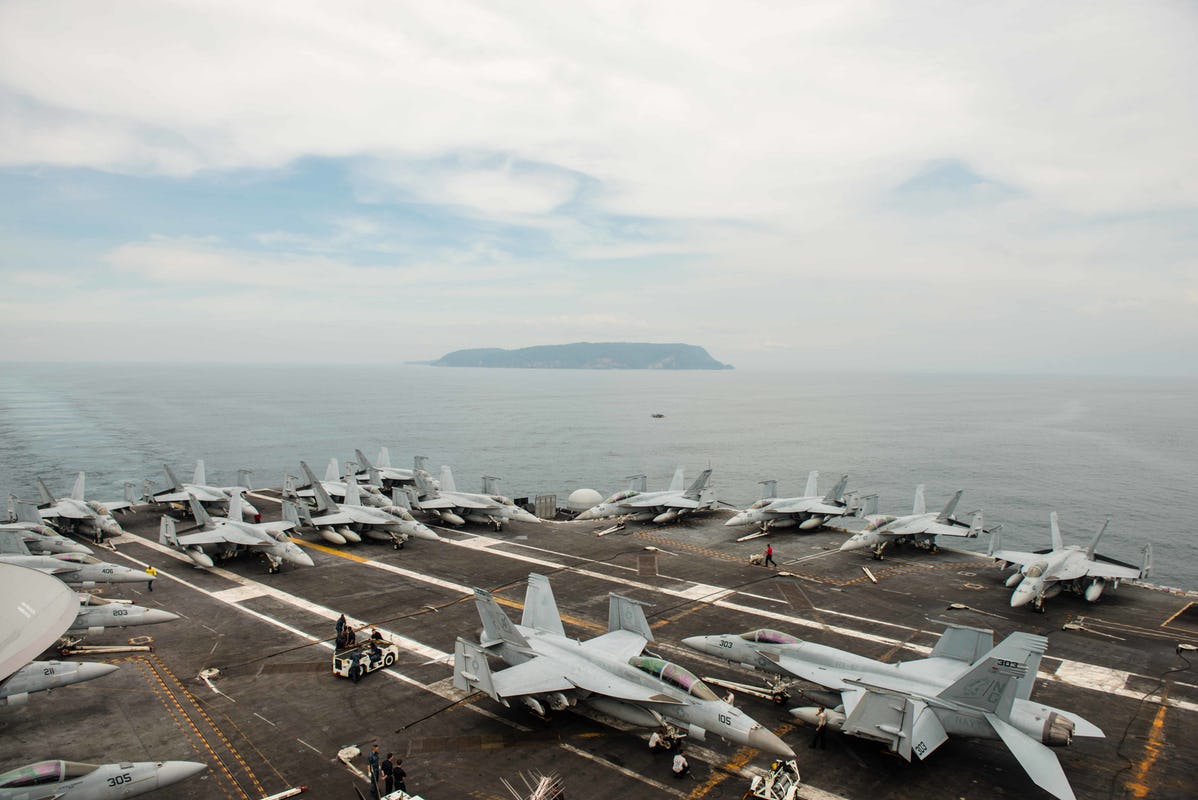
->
<box><xmin>383</xmin><ymin>653</ymin><xmax>396</xmax><ymax>667</ymax></box>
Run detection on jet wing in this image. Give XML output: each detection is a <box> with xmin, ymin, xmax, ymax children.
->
<box><xmin>915</xmin><ymin>520</ymin><xmax>978</xmax><ymax>539</ymax></box>
<box><xmin>986</xmin><ymin>713</ymin><xmax>1078</xmax><ymax>800</ymax></box>
<box><xmin>773</xmin><ymin>652</ymin><xmax>852</xmax><ymax>690</ymax></box>
<box><xmin>990</xmin><ymin>549</ymin><xmax>1044</xmax><ymax>567</ymax></box>
<box><xmin>176</xmin><ymin>529</ymin><xmax>264</xmax><ymax>547</ymax></box>
<box><xmin>423</xmin><ymin>496</ymin><xmax>496</xmax><ymax>510</ymax></box>
<box><xmin>491</xmin><ymin>655</ymin><xmax>684</xmax><ymax>705</ymax></box>
<box><xmin>41</xmin><ymin>505</ymin><xmax>89</xmax><ymax>520</ymax></box>
<box><xmin>100</xmin><ymin>499</ymin><xmax>132</xmax><ymax>512</ymax></box>
<box><xmin>1083</xmin><ymin>556</ymin><xmax>1143</xmax><ymax>580</ymax></box>
<box><xmin>579</xmin><ymin>629</ymin><xmax>649</xmax><ymax>663</ymax></box>
<box><xmin>308</xmin><ymin>511</ymin><xmax>354</xmax><ymax>526</ymax></box>
<box><xmin>627</xmin><ymin>495</ymin><xmax>699</xmax><ymax>510</ymax></box>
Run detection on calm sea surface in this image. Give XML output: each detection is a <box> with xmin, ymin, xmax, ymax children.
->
<box><xmin>2</xmin><ymin>364</ymin><xmax>1195</xmax><ymax>590</ymax></box>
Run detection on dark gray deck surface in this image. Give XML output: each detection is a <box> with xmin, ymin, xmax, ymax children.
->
<box><xmin>4</xmin><ymin>497</ymin><xmax>1195</xmax><ymax>800</ymax></box>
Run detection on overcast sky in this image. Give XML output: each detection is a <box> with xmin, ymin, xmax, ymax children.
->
<box><xmin>1</xmin><ymin>1</ymin><xmax>1195</xmax><ymax>373</ymax></box>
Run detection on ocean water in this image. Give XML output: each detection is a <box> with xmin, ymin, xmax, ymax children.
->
<box><xmin>1</xmin><ymin>364</ymin><xmax>1195</xmax><ymax>590</ymax></box>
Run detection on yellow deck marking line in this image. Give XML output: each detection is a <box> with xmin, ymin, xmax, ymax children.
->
<box><xmin>1127</xmin><ymin>688</ymin><xmax>1169</xmax><ymax>798</ymax></box>
<box><xmin>128</xmin><ymin>656</ymin><xmax>244</xmax><ymax>800</ymax></box>
<box><xmin>152</xmin><ymin>654</ymin><xmax>266</xmax><ymax>797</ymax></box>
<box><xmin>1160</xmin><ymin>601</ymin><xmax>1193</xmax><ymax>629</ymax></box>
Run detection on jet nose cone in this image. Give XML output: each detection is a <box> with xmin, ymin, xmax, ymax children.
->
<box><xmin>725</xmin><ymin>513</ymin><xmax>747</xmax><ymax>526</ymax></box>
<box><xmin>156</xmin><ymin>761</ymin><xmax>207</xmax><ymax>787</ymax></box>
<box><xmin>747</xmin><ymin>726</ymin><xmax>795</xmax><ymax>758</ymax></box>
<box><xmin>290</xmin><ymin>549</ymin><xmax>316</xmax><ymax>568</ymax></box>
<box><xmin>1010</xmin><ymin>591</ymin><xmax>1032</xmax><ymax>608</ymax></box>
<box><xmin>575</xmin><ymin>509</ymin><xmax>595</xmax><ymax>520</ymax></box>
<box><xmin>142</xmin><ymin>608</ymin><xmax>181</xmax><ymax>625</ymax></box>
<box><xmin>681</xmin><ymin>635</ymin><xmax>711</xmax><ymax>654</ymax></box>
<box><xmin>839</xmin><ymin>537</ymin><xmax>863</xmax><ymax>552</ymax></box>
<box><xmin>411</xmin><ymin>524</ymin><xmax>442</xmax><ymax>541</ymax></box>
<box><xmin>79</xmin><ymin>661</ymin><xmax>121</xmax><ymax>682</ymax></box>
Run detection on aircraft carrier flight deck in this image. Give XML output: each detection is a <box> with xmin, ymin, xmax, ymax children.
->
<box><xmin>6</xmin><ymin>496</ymin><xmax>1195</xmax><ymax>800</ymax></box>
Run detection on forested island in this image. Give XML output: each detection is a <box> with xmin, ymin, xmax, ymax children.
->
<box><xmin>430</xmin><ymin>342</ymin><xmax>733</xmax><ymax>370</ymax></box>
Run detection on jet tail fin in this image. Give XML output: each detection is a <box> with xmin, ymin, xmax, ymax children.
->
<box><xmin>1140</xmin><ymin>543</ymin><xmax>1153</xmax><ymax>579</ymax></box>
<box><xmin>912</xmin><ymin>484</ymin><xmax>926</xmax><ymax>515</ymax></box>
<box><xmin>324</xmin><ymin>459</ymin><xmax>340</xmax><ymax>484</ymax></box>
<box><xmin>626</xmin><ymin>474</ymin><xmax>647</xmax><ymax>492</ymax></box>
<box><xmin>355</xmin><ymin>449</ymin><xmax>376</xmax><ymax>471</ymax></box>
<box><xmin>414</xmin><ymin>469</ymin><xmax>438</xmax><ymax>498</ymax></box>
<box><xmin>159</xmin><ymin>515</ymin><xmax>180</xmax><ymax>548</ymax></box>
<box><xmin>281</xmin><ymin>499</ymin><xmax>309</xmax><ymax>527</ymax></box>
<box><xmin>937</xmin><ymin>490</ymin><xmax>964</xmax><ymax>522</ymax></box>
<box><xmin>187</xmin><ymin>495</ymin><xmax>214</xmax><ymax>528</ymax></box>
<box><xmin>440</xmin><ymin>466</ymin><xmax>458</xmax><ymax>494</ymax></box>
<box><xmin>343</xmin><ymin>476</ymin><xmax>362</xmax><ymax>507</ymax></box>
<box><xmin>803</xmin><ymin>470</ymin><xmax>819</xmax><ymax>497</ymax></box>
<box><xmin>226</xmin><ymin>492</ymin><xmax>244</xmax><ymax>523</ymax></box>
<box><xmin>668</xmin><ymin>467</ymin><xmax>685</xmax><ymax>492</ymax></box>
<box><xmin>608</xmin><ymin>593</ymin><xmax>654</xmax><ymax>642</ymax></box>
<box><xmin>482</xmin><ymin>476</ymin><xmax>500</xmax><ymax>495</ymax></box>
<box><xmin>300</xmin><ymin>462</ymin><xmax>336</xmax><ymax>512</ymax></box>
<box><xmin>37</xmin><ymin>478</ymin><xmax>56</xmax><ymax>505</ymax></box>
<box><xmin>1049</xmin><ymin>511</ymin><xmax>1064</xmax><ymax>550</ymax></box>
<box><xmin>193</xmin><ymin>460</ymin><xmax>206</xmax><ymax>486</ymax></box>
<box><xmin>520</xmin><ymin>573</ymin><xmax>566</xmax><ymax>636</ymax></box>
<box><xmin>473</xmin><ymin>588</ymin><xmax>530</xmax><ymax>648</ymax></box>
<box><xmin>70</xmin><ymin>473</ymin><xmax>86</xmax><ymax>501</ymax></box>
<box><xmin>824</xmin><ymin>474</ymin><xmax>849</xmax><ymax>503</ymax></box>
<box><xmin>11</xmin><ymin>497</ymin><xmax>42</xmax><ymax>525</ymax></box>
<box><xmin>758</xmin><ymin>480</ymin><xmax>777</xmax><ymax>501</ymax></box>
<box><xmin>163</xmin><ymin>464</ymin><xmax>184</xmax><ymax>493</ymax></box>
<box><xmin>391</xmin><ymin>488</ymin><xmax>412</xmax><ymax>512</ymax></box>
<box><xmin>236</xmin><ymin>469</ymin><xmax>254</xmax><ymax>491</ymax></box>
<box><xmin>938</xmin><ymin>632</ymin><xmax>1047</xmax><ymax>712</ymax></box>
<box><xmin>454</xmin><ymin>637</ymin><xmax>506</xmax><ymax>704</ymax></box>
<box><xmin>683</xmin><ymin>468</ymin><xmax>713</xmax><ymax>500</ymax></box>
<box><xmin>1084</xmin><ymin>516</ymin><xmax>1110</xmax><ymax>561</ymax></box>
<box><xmin>967</xmin><ymin>511</ymin><xmax>984</xmax><ymax>537</ymax></box>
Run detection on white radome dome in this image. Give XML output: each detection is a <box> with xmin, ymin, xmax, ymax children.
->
<box><xmin>567</xmin><ymin>488</ymin><xmax>603</xmax><ymax>512</ymax></box>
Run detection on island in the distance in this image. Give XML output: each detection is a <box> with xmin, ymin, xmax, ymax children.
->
<box><xmin>430</xmin><ymin>342</ymin><xmax>733</xmax><ymax>370</ymax></box>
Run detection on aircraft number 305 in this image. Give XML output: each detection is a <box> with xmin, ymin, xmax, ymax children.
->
<box><xmin>107</xmin><ymin>774</ymin><xmax>133</xmax><ymax>787</ymax></box>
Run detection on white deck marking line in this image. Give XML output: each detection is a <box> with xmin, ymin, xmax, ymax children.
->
<box><xmin>104</xmin><ymin>542</ymin><xmax>692</xmax><ymax>794</ymax></box>
<box><xmin>254</xmin><ymin>713</ymin><xmax>276</xmax><ymax>727</ymax></box>
<box><xmin>211</xmin><ymin>586</ymin><xmax>270</xmax><ymax>603</ymax></box>
<box><xmin>558</xmin><ymin>743</ymin><xmax>685</xmax><ymax>798</ymax></box>
<box><xmin>296</xmin><ymin>739</ymin><xmax>322</xmax><ymax>755</ymax></box>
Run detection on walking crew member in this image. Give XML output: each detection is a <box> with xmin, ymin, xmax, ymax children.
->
<box><xmin>809</xmin><ymin>705</ymin><xmax>828</xmax><ymax>749</ymax></box>
<box><xmin>764</xmin><ymin>543</ymin><xmax>777</xmax><ymax>568</ymax></box>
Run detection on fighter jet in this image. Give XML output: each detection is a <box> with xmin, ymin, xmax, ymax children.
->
<box><xmin>285</xmin><ymin>461</ymin><xmax>439</xmax><ymax>546</ymax></box>
<box><xmin>0</xmin><ymin>759</ymin><xmax>206</xmax><ymax>799</ymax></box>
<box><xmin>1</xmin><ymin>659</ymin><xmax>120</xmax><ymax>707</ymax></box>
<box><xmin>991</xmin><ymin>512</ymin><xmax>1151</xmax><ymax>611</ymax></box>
<box><xmin>352</xmin><ymin>448</ymin><xmax>430</xmax><ymax>489</ymax></box>
<box><xmin>36</xmin><ymin>474</ymin><xmax>131</xmax><ymax>544</ymax></box>
<box><xmin>574</xmin><ymin>468</ymin><xmax>717</xmax><ymax>524</ymax></box>
<box><xmin>286</xmin><ymin>459</ymin><xmax>390</xmax><ymax>508</ymax></box>
<box><xmin>146</xmin><ymin>461</ymin><xmax>260</xmax><ymax>521</ymax></box>
<box><xmin>453</xmin><ymin>573</ymin><xmax>793</xmax><ymax>758</ymax></box>
<box><xmin>725</xmin><ymin>472</ymin><xmax>859</xmax><ymax>536</ymax></box>
<box><xmin>0</xmin><ymin>531</ymin><xmax>156</xmax><ymax>587</ymax></box>
<box><xmin>69</xmin><ymin>595</ymin><xmax>179</xmax><ymax>636</ymax></box>
<box><xmin>411</xmin><ymin>467</ymin><xmax>540</xmax><ymax>529</ymax></box>
<box><xmin>839</xmin><ymin>485</ymin><xmax>985</xmax><ymax>559</ymax></box>
<box><xmin>159</xmin><ymin>495</ymin><xmax>314</xmax><ymax>573</ymax></box>
<box><xmin>685</xmin><ymin>624</ymin><xmax>1102</xmax><ymax>800</ymax></box>
<box><xmin>4</xmin><ymin>497</ymin><xmax>93</xmax><ymax>554</ymax></box>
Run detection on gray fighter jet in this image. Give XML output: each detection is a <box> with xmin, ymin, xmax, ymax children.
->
<box><xmin>286</xmin><ymin>458</ymin><xmax>390</xmax><ymax>508</ymax></box>
<box><xmin>286</xmin><ymin>461</ymin><xmax>439</xmax><ymax>546</ymax></box>
<box><xmin>0</xmin><ymin>532</ymin><xmax>156</xmax><ymax>587</ymax></box>
<box><xmin>159</xmin><ymin>494</ymin><xmax>314</xmax><ymax>573</ymax></box>
<box><xmin>453</xmin><ymin>573</ymin><xmax>793</xmax><ymax>758</ymax></box>
<box><xmin>991</xmin><ymin>512</ymin><xmax>1151</xmax><ymax>610</ymax></box>
<box><xmin>685</xmin><ymin>624</ymin><xmax>1101</xmax><ymax>800</ymax></box>
<box><xmin>574</xmin><ymin>468</ymin><xmax>717</xmax><ymax>524</ymax></box>
<box><xmin>839</xmin><ymin>484</ymin><xmax>985</xmax><ymax>559</ymax></box>
<box><xmin>69</xmin><ymin>595</ymin><xmax>179</xmax><ymax>636</ymax></box>
<box><xmin>4</xmin><ymin>497</ymin><xmax>93</xmax><ymax>554</ymax></box>
<box><xmin>352</xmin><ymin>448</ymin><xmax>428</xmax><ymax>488</ymax></box>
<box><xmin>36</xmin><ymin>474</ymin><xmax>131</xmax><ymax>544</ymax></box>
<box><xmin>411</xmin><ymin>467</ymin><xmax>539</xmax><ymax>529</ymax></box>
<box><xmin>146</xmin><ymin>460</ymin><xmax>260</xmax><ymax>521</ymax></box>
<box><xmin>725</xmin><ymin>472</ymin><xmax>859</xmax><ymax>534</ymax></box>
<box><xmin>0</xmin><ymin>760</ymin><xmax>205</xmax><ymax>799</ymax></box>
<box><xmin>1</xmin><ymin>660</ymin><xmax>119</xmax><ymax>707</ymax></box>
